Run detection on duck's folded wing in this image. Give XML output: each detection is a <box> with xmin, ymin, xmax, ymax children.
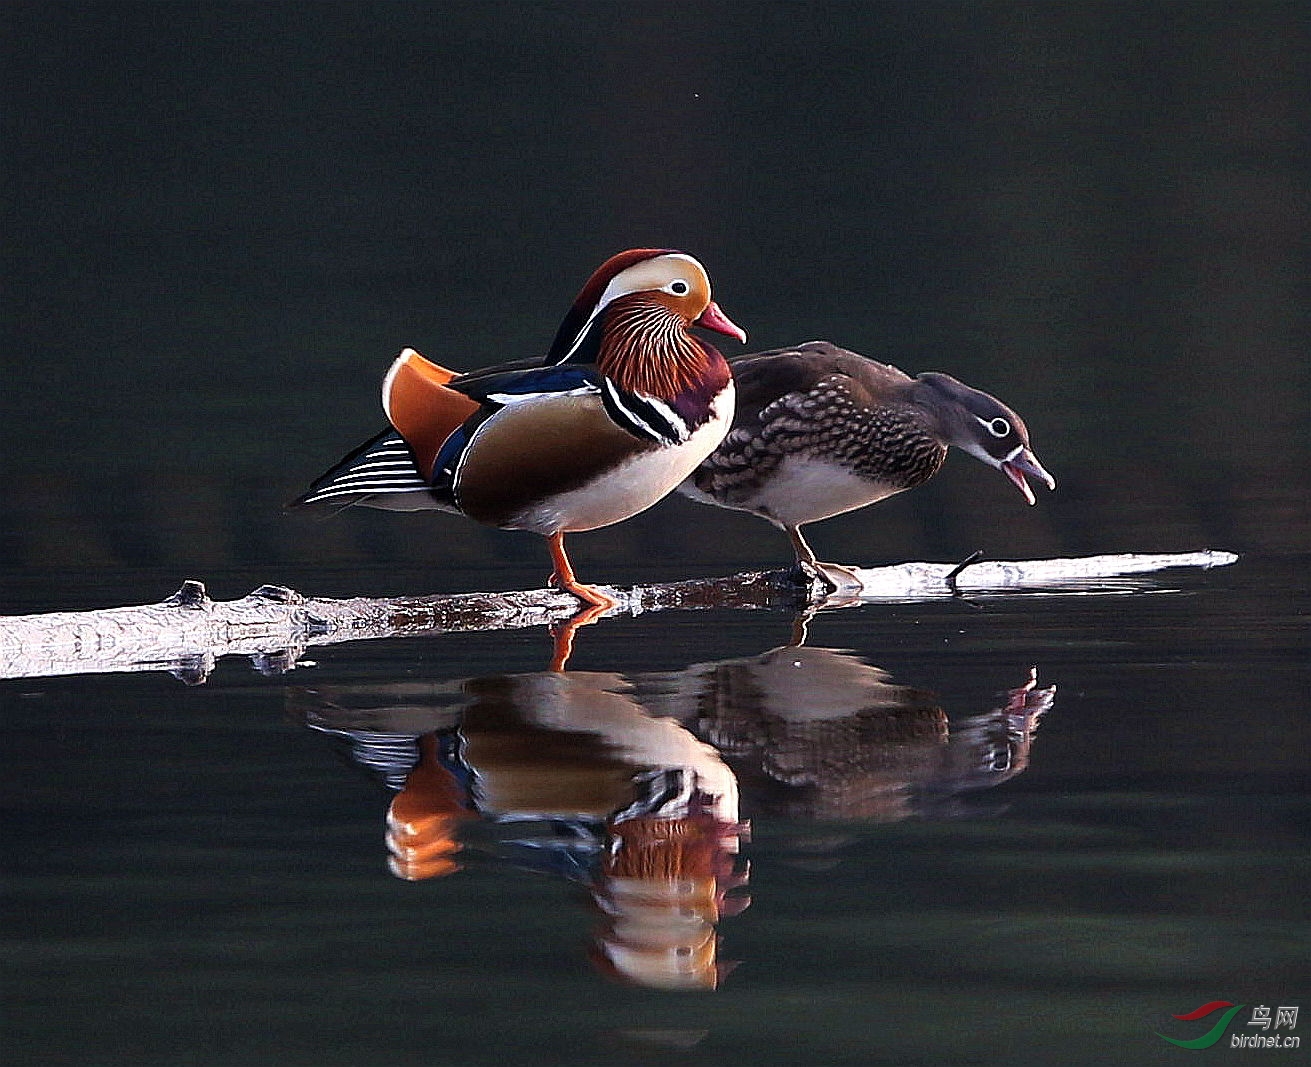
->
<box><xmin>291</xmin><ymin>430</ymin><xmax>445</xmax><ymax>512</ymax></box>
<box><xmin>447</xmin><ymin>361</ymin><xmax>602</xmax><ymax>405</ymax></box>
<box><xmin>452</xmin><ymin>362</ymin><xmax>679</xmax><ymax>445</ymax></box>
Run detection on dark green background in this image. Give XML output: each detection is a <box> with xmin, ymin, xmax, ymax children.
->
<box><xmin>4</xmin><ymin>1</ymin><xmax>1306</xmax><ymax>606</ymax></box>
<box><xmin>3</xmin><ymin>5</ymin><xmax>1307</xmax><ymax>1066</ymax></box>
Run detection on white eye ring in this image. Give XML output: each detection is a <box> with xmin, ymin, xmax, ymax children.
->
<box><xmin>668</xmin><ymin>279</ymin><xmax>690</xmax><ymax>296</ymax></box>
<box><xmin>977</xmin><ymin>415</ymin><xmax>1011</xmax><ymax>437</ymax></box>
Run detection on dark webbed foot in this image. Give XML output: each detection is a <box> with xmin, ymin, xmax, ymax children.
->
<box><xmin>787</xmin><ymin>559</ymin><xmax>835</xmax><ymax>595</ymax></box>
<box><xmin>786</xmin><ymin>560</ymin><xmax>864</xmax><ymax>598</ymax></box>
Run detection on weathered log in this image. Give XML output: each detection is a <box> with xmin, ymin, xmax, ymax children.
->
<box><xmin>0</xmin><ymin>551</ymin><xmax>1238</xmax><ymax>682</ymax></box>
<box><xmin>847</xmin><ymin>550</ymin><xmax>1239</xmax><ymax>599</ymax></box>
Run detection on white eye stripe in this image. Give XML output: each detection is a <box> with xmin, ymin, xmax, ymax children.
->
<box><xmin>559</xmin><ymin>253</ymin><xmax>706</xmax><ymax>362</ymax></box>
<box><xmin>976</xmin><ymin>415</ymin><xmax>1012</xmax><ymax>438</ymax></box>
<box><xmin>596</xmin><ymin>254</ymin><xmax>703</xmax><ymax>310</ymax></box>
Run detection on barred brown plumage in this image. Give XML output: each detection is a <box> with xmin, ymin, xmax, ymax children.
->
<box><xmin>678</xmin><ymin>340</ymin><xmax>1054</xmax><ymax>589</ymax></box>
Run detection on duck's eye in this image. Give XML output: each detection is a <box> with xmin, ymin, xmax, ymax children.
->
<box><xmin>977</xmin><ymin>415</ymin><xmax>1011</xmax><ymax>437</ymax></box>
<box><xmin>668</xmin><ymin>279</ymin><xmax>690</xmax><ymax>296</ymax></box>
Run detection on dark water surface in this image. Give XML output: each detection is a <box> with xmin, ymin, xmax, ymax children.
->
<box><xmin>4</xmin><ymin>555</ymin><xmax>1307</xmax><ymax>1066</ymax></box>
<box><xmin>4</xmin><ymin>2</ymin><xmax>1309</xmax><ymax>1065</ymax></box>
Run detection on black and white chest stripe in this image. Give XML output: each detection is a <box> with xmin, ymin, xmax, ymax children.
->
<box><xmin>599</xmin><ymin>377</ymin><xmax>689</xmax><ymax>446</ymax></box>
<box><xmin>480</xmin><ymin>370</ymin><xmax>689</xmax><ymax>448</ymax></box>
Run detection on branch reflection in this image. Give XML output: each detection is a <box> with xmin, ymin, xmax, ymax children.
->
<box><xmin>289</xmin><ymin>632</ymin><xmax>1053</xmax><ymax>991</ymax></box>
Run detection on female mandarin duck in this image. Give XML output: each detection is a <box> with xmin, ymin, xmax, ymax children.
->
<box><xmin>295</xmin><ymin>249</ymin><xmax>745</xmax><ymax>609</ymax></box>
<box><xmin>679</xmin><ymin>341</ymin><xmax>1055</xmax><ymax>585</ymax></box>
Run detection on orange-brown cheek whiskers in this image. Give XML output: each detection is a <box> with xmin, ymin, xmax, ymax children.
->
<box><xmin>598</xmin><ymin>299</ymin><xmax>710</xmax><ymax>398</ymax></box>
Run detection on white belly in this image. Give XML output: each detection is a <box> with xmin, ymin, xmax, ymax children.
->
<box><xmin>516</xmin><ymin>382</ymin><xmax>735</xmax><ymax>534</ymax></box>
<box><xmin>747</xmin><ymin>454</ymin><xmax>901</xmax><ymax>528</ymax></box>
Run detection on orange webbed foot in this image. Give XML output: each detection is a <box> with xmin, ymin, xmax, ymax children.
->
<box><xmin>546</xmin><ymin>530</ymin><xmax>618</xmax><ymax>610</ymax></box>
<box><xmin>548</xmin><ymin>601</ymin><xmax>611</xmax><ymax>671</ymax></box>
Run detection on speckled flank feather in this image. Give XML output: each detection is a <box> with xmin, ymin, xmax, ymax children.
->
<box><xmin>679</xmin><ymin>339</ymin><xmax>1054</xmax><ymax>574</ymax></box>
<box><xmin>693</xmin><ymin>357</ymin><xmax>945</xmax><ymax>508</ymax></box>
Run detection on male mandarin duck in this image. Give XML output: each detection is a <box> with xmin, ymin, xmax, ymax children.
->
<box><xmin>678</xmin><ymin>341</ymin><xmax>1055</xmax><ymax>584</ymax></box>
<box><xmin>294</xmin><ymin>249</ymin><xmax>745</xmax><ymax>608</ymax></box>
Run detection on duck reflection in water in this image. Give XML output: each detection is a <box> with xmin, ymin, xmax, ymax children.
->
<box><xmin>293</xmin><ymin>671</ymin><xmax>749</xmax><ymax>991</ymax></box>
<box><xmin>638</xmin><ymin>647</ymin><xmax>1054</xmax><ymax>823</ymax></box>
<box><xmin>290</xmin><ymin>635</ymin><xmax>1053</xmax><ymax>990</ymax></box>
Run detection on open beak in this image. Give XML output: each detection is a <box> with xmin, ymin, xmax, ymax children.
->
<box><xmin>1000</xmin><ymin>448</ymin><xmax>1056</xmax><ymax>506</ymax></box>
<box><xmin>694</xmin><ymin>301</ymin><xmax>748</xmax><ymax>344</ymax></box>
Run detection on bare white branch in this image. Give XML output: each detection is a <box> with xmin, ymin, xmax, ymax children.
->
<box><xmin>0</xmin><ymin>551</ymin><xmax>1238</xmax><ymax>682</ymax></box>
